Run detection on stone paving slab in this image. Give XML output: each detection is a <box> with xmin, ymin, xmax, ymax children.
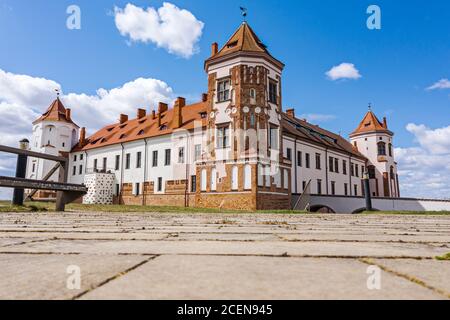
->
<box><xmin>372</xmin><ymin>258</ymin><xmax>450</xmax><ymax>297</ymax></box>
<box><xmin>0</xmin><ymin>212</ymin><xmax>449</xmax><ymax>300</ymax></box>
<box><xmin>1</xmin><ymin>239</ymin><xmax>447</xmax><ymax>258</ymax></box>
<box><xmin>0</xmin><ymin>254</ymin><xmax>150</xmax><ymax>300</ymax></box>
<box><xmin>81</xmin><ymin>255</ymin><xmax>442</xmax><ymax>300</ymax></box>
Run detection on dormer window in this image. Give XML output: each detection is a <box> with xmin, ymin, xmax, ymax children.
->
<box><xmin>227</xmin><ymin>41</ymin><xmax>238</xmax><ymax>48</ymax></box>
<box><xmin>160</xmin><ymin>125</ymin><xmax>168</xmax><ymax>131</ymax></box>
<box><xmin>200</xmin><ymin>112</ymin><xmax>207</xmax><ymax>119</ymax></box>
<box><xmin>138</xmin><ymin>129</ymin><xmax>145</xmax><ymax>136</ymax></box>
<box><xmin>119</xmin><ymin>134</ymin><xmax>126</xmax><ymax>139</ymax></box>
<box><xmin>217</xmin><ymin>79</ymin><xmax>230</xmax><ymax>102</ymax></box>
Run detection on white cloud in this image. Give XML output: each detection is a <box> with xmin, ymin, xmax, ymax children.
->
<box><xmin>406</xmin><ymin>123</ymin><xmax>450</xmax><ymax>155</ymax></box>
<box><xmin>326</xmin><ymin>63</ymin><xmax>362</xmax><ymax>81</ymax></box>
<box><xmin>395</xmin><ymin>123</ymin><xmax>450</xmax><ymax>199</ymax></box>
<box><xmin>299</xmin><ymin>113</ymin><xmax>336</xmax><ymax>122</ymax></box>
<box><xmin>426</xmin><ymin>78</ymin><xmax>450</xmax><ymax>91</ymax></box>
<box><xmin>114</xmin><ymin>2</ymin><xmax>204</xmax><ymax>58</ymax></box>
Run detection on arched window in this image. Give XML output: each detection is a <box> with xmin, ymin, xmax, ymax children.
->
<box><xmin>377</xmin><ymin>142</ymin><xmax>386</xmax><ymax>156</ymax></box>
<box><xmin>388</xmin><ymin>143</ymin><xmax>393</xmax><ymax>157</ymax></box>
<box><xmin>390</xmin><ymin>166</ymin><xmax>395</xmax><ymax>180</ymax></box>
<box><xmin>201</xmin><ymin>169</ymin><xmax>207</xmax><ymax>191</ymax></box>
<box><xmin>244</xmin><ymin>164</ymin><xmax>252</xmax><ymax>190</ymax></box>
<box><xmin>210</xmin><ymin>168</ymin><xmax>217</xmax><ymax>191</ymax></box>
<box><xmin>250</xmin><ymin>88</ymin><xmax>256</xmax><ymax>102</ymax></box>
<box><xmin>231</xmin><ymin>166</ymin><xmax>238</xmax><ymax>190</ymax></box>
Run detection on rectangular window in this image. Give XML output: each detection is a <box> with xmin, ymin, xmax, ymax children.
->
<box><xmin>72</xmin><ymin>166</ymin><xmax>76</xmax><ymax>176</ymax></box>
<box><xmin>93</xmin><ymin>159</ymin><xmax>98</xmax><ymax>171</ymax></box>
<box><xmin>80</xmin><ymin>154</ymin><xmax>84</xmax><ymax>161</ymax></box>
<box><xmin>165</xmin><ymin>149</ymin><xmax>171</xmax><ymax>166</ymax></box>
<box><xmin>102</xmin><ymin>157</ymin><xmax>107</xmax><ymax>171</ymax></box>
<box><xmin>217</xmin><ymin>79</ymin><xmax>230</xmax><ymax>102</ymax></box>
<box><xmin>350</xmin><ymin>163</ymin><xmax>354</xmax><ymax>176</ymax></box>
<box><xmin>344</xmin><ymin>183</ymin><xmax>348</xmax><ymax>196</ymax></box>
<box><xmin>136</xmin><ymin>152</ymin><xmax>142</xmax><ymax>168</ymax></box>
<box><xmin>297</xmin><ymin>151</ymin><xmax>302</xmax><ymax>167</ymax></box>
<box><xmin>286</xmin><ymin>148</ymin><xmax>292</xmax><ymax>161</ymax></box>
<box><xmin>135</xmin><ymin>183</ymin><xmax>140</xmax><ymax>196</ymax></box>
<box><xmin>354</xmin><ymin>184</ymin><xmax>358</xmax><ymax>196</ymax></box>
<box><xmin>334</xmin><ymin>158</ymin><xmax>339</xmax><ymax>174</ymax></box>
<box><xmin>125</xmin><ymin>153</ymin><xmax>131</xmax><ymax>170</ymax></box>
<box><xmin>115</xmin><ymin>155</ymin><xmax>120</xmax><ymax>171</ymax></box>
<box><xmin>115</xmin><ymin>184</ymin><xmax>120</xmax><ymax>196</ymax></box>
<box><xmin>79</xmin><ymin>165</ymin><xmax>83</xmax><ymax>175</ymax></box>
<box><xmin>343</xmin><ymin>160</ymin><xmax>347</xmax><ymax>175</ymax></box>
<box><xmin>194</xmin><ymin>144</ymin><xmax>202</xmax><ymax>161</ymax></box>
<box><xmin>269</xmin><ymin>80</ymin><xmax>277</xmax><ymax>104</ymax></box>
<box><xmin>305</xmin><ymin>153</ymin><xmax>310</xmax><ymax>168</ymax></box>
<box><xmin>331</xmin><ymin>181</ymin><xmax>336</xmax><ymax>195</ymax></box>
<box><xmin>157</xmin><ymin>177</ymin><xmax>163</xmax><ymax>192</ymax></box>
<box><xmin>178</xmin><ymin>147</ymin><xmax>185</xmax><ymax>164</ymax></box>
<box><xmin>217</xmin><ymin>125</ymin><xmax>230</xmax><ymax>149</ymax></box>
<box><xmin>269</xmin><ymin>126</ymin><xmax>278</xmax><ymax>149</ymax></box>
<box><xmin>355</xmin><ymin>164</ymin><xmax>359</xmax><ymax>177</ymax></box>
<box><xmin>317</xmin><ymin>179</ymin><xmax>322</xmax><ymax>195</ymax></box>
<box><xmin>361</xmin><ymin>165</ymin><xmax>365</xmax><ymax>177</ymax></box>
<box><xmin>329</xmin><ymin>157</ymin><xmax>334</xmax><ymax>172</ymax></box>
<box><xmin>73</xmin><ymin>155</ymin><xmax>77</xmax><ymax>162</ymax></box>
<box><xmin>315</xmin><ymin>153</ymin><xmax>321</xmax><ymax>170</ymax></box>
<box><xmin>152</xmin><ymin>151</ymin><xmax>158</xmax><ymax>167</ymax></box>
<box><xmin>191</xmin><ymin>175</ymin><xmax>197</xmax><ymax>192</ymax></box>
<box><xmin>32</xmin><ymin>163</ymin><xmax>36</xmax><ymax>172</ymax></box>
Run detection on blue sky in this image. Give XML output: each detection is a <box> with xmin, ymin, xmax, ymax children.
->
<box><xmin>0</xmin><ymin>0</ymin><xmax>449</xmax><ymax>198</ymax></box>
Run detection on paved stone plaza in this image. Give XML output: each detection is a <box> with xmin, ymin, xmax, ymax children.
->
<box><xmin>0</xmin><ymin>211</ymin><xmax>449</xmax><ymax>300</ymax></box>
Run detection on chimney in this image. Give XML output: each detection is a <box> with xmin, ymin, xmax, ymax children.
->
<box><xmin>79</xmin><ymin>127</ymin><xmax>86</xmax><ymax>147</ymax></box>
<box><xmin>158</xmin><ymin>102</ymin><xmax>168</xmax><ymax>114</ymax></box>
<box><xmin>202</xmin><ymin>93</ymin><xmax>208</xmax><ymax>102</ymax></box>
<box><xmin>151</xmin><ymin>110</ymin><xmax>156</xmax><ymax>120</ymax></box>
<box><xmin>65</xmin><ymin>108</ymin><xmax>71</xmax><ymax>121</ymax></box>
<box><xmin>173</xmin><ymin>97</ymin><xmax>186</xmax><ymax>129</ymax></box>
<box><xmin>286</xmin><ymin>108</ymin><xmax>295</xmax><ymax>118</ymax></box>
<box><xmin>383</xmin><ymin>117</ymin><xmax>388</xmax><ymax>129</ymax></box>
<box><xmin>137</xmin><ymin>108</ymin><xmax>146</xmax><ymax>119</ymax></box>
<box><xmin>119</xmin><ymin>114</ymin><xmax>128</xmax><ymax>124</ymax></box>
<box><xmin>211</xmin><ymin>42</ymin><xmax>218</xmax><ymax>56</ymax></box>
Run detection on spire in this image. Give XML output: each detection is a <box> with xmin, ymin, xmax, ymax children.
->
<box><xmin>33</xmin><ymin>97</ymin><xmax>79</xmax><ymax>127</ymax></box>
<box><xmin>350</xmin><ymin>109</ymin><xmax>391</xmax><ymax>137</ymax></box>
<box><xmin>205</xmin><ymin>22</ymin><xmax>284</xmax><ymax>70</ymax></box>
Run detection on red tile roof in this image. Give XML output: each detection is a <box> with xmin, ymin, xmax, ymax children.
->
<box><xmin>205</xmin><ymin>22</ymin><xmax>284</xmax><ymax>70</ymax></box>
<box><xmin>33</xmin><ymin>98</ymin><xmax>79</xmax><ymax>127</ymax></box>
<box><xmin>350</xmin><ymin>111</ymin><xmax>392</xmax><ymax>137</ymax></box>
<box><xmin>282</xmin><ymin>113</ymin><xmax>367</xmax><ymax>160</ymax></box>
<box><xmin>73</xmin><ymin>101</ymin><xmax>208</xmax><ymax>152</ymax></box>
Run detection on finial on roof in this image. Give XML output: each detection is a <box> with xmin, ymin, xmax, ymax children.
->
<box><xmin>55</xmin><ymin>88</ymin><xmax>60</xmax><ymax>98</ymax></box>
<box><xmin>240</xmin><ymin>6</ymin><xmax>247</xmax><ymax>22</ymax></box>
<box><xmin>368</xmin><ymin>103</ymin><xmax>372</xmax><ymax>111</ymax></box>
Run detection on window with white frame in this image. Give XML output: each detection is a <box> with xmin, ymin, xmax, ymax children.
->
<box><xmin>216</xmin><ymin>125</ymin><xmax>230</xmax><ymax>149</ymax></box>
<box><xmin>201</xmin><ymin>169</ymin><xmax>207</xmax><ymax>191</ymax></box>
<box><xmin>210</xmin><ymin>168</ymin><xmax>217</xmax><ymax>191</ymax></box>
<box><xmin>244</xmin><ymin>164</ymin><xmax>252</xmax><ymax>190</ymax></box>
<box><xmin>231</xmin><ymin>166</ymin><xmax>238</xmax><ymax>190</ymax></box>
<box><xmin>217</xmin><ymin>79</ymin><xmax>230</xmax><ymax>102</ymax></box>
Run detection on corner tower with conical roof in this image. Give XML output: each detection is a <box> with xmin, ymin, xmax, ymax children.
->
<box><xmin>350</xmin><ymin>109</ymin><xmax>400</xmax><ymax>198</ymax></box>
<box><xmin>196</xmin><ymin>22</ymin><xmax>291</xmax><ymax>210</ymax></box>
<box><xmin>26</xmin><ymin>97</ymin><xmax>80</xmax><ymax>199</ymax></box>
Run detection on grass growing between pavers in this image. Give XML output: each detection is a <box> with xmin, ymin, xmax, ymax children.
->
<box><xmin>0</xmin><ymin>200</ymin><xmax>307</xmax><ymax>215</ymax></box>
<box><xmin>435</xmin><ymin>253</ymin><xmax>450</xmax><ymax>261</ymax></box>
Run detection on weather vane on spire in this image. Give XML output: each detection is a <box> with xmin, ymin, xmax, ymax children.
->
<box><xmin>368</xmin><ymin>102</ymin><xmax>372</xmax><ymax>111</ymax></box>
<box><xmin>55</xmin><ymin>88</ymin><xmax>60</xmax><ymax>98</ymax></box>
<box><xmin>240</xmin><ymin>6</ymin><xmax>247</xmax><ymax>22</ymax></box>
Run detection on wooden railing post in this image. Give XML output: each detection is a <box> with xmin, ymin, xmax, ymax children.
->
<box><xmin>12</xmin><ymin>153</ymin><xmax>28</xmax><ymax>206</ymax></box>
<box><xmin>55</xmin><ymin>160</ymin><xmax>68</xmax><ymax>211</ymax></box>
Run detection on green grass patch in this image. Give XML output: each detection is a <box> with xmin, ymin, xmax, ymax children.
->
<box><xmin>0</xmin><ymin>200</ymin><xmax>306</xmax><ymax>215</ymax></box>
<box><xmin>435</xmin><ymin>253</ymin><xmax>450</xmax><ymax>261</ymax></box>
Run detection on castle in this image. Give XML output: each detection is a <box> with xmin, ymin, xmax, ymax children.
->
<box><xmin>26</xmin><ymin>22</ymin><xmax>399</xmax><ymax>210</ymax></box>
